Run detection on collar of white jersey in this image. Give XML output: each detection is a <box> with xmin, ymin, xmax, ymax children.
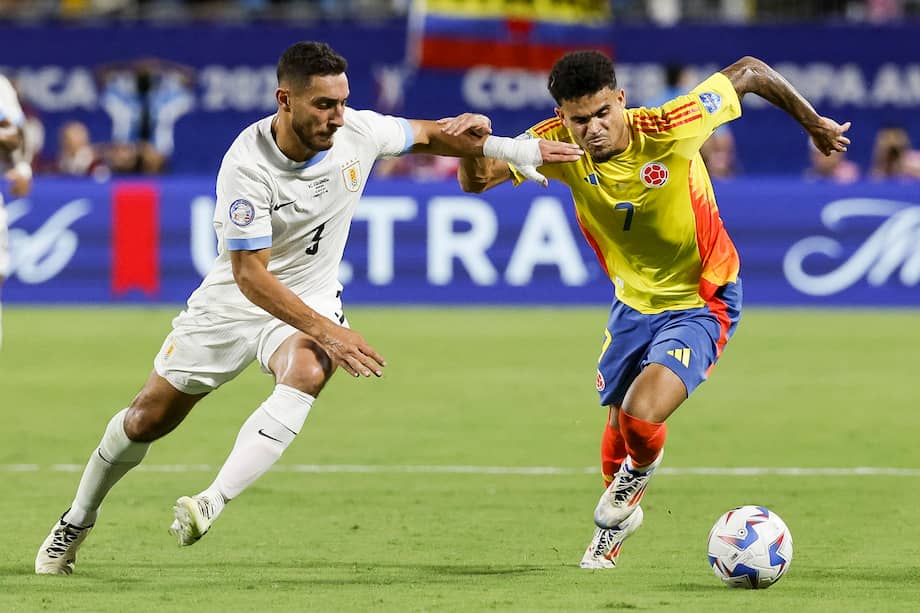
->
<box><xmin>260</xmin><ymin>115</ymin><xmax>332</xmax><ymax>171</ymax></box>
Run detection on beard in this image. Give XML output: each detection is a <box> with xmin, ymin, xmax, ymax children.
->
<box><xmin>587</xmin><ymin>145</ymin><xmax>615</xmax><ymax>163</ymax></box>
<box><xmin>292</xmin><ymin>117</ymin><xmax>336</xmax><ymax>152</ymax></box>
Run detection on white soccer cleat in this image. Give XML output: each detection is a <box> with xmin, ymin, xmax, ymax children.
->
<box><xmin>580</xmin><ymin>505</ymin><xmax>644</xmax><ymax>569</ymax></box>
<box><xmin>594</xmin><ymin>450</ymin><xmax>663</xmax><ymax>528</ymax></box>
<box><xmin>169</xmin><ymin>495</ymin><xmax>219</xmax><ymax>546</ymax></box>
<box><xmin>35</xmin><ymin>514</ymin><xmax>94</xmax><ymax>575</ymax></box>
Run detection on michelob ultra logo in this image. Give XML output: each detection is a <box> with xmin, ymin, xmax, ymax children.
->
<box><xmin>783</xmin><ymin>198</ymin><xmax>920</xmax><ymax>296</ymax></box>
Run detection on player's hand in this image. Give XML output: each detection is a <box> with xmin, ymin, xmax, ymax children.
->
<box><xmin>316</xmin><ymin>321</ymin><xmax>386</xmax><ymax>378</ymax></box>
<box><xmin>512</xmin><ymin>163</ymin><xmax>549</xmax><ymax>187</ymax></box>
<box><xmin>539</xmin><ymin>139</ymin><xmax>583</xmax><ymax>163</ymax></box>
<box><xmin>4</xmin><ymin>168</ymin><xmax>31</xmax><ymax>197</ymax></box>
<box><xmin>808</xmin><ymin>117</ymin><xmax>851</xmax><ymax>156</ymax></box>
<box><xmin>437</xmin><ymin>113</ymin><xmax>493</xmax><ymax>137</ymax></box>
<box><xmin>511</xmin><ymin>140</ymin><xmax>582</xmax><ymax>187</ymax></box>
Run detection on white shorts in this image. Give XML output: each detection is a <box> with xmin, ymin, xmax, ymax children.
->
<box><xmin>153</xmin><ymin>292</ymin><xmax>348</xmax><ymax>395</ymax></box>
<box><xmin>0</xmin><ymin>203</ymin><xmax>8</xmax><ymax>278</ymax></box>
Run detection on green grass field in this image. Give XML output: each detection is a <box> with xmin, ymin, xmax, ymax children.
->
<box><xmin>1</xmin><ymin>306</ymin><xmax>918</xmax><ymax>612</ymax></box>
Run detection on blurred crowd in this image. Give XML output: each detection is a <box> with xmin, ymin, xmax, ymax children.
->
<box><xmin>376</xmin><ymin>63</ymin><xmax>920</xmax><ymax>184</ymax></box>
<box><xmin>0</xmin><ymin>0</ymin><xmax>919</xmax><ymax>23</ymax></box>
<box><xmin>7</xmin><ymin>58</ymin><xmax>196</xmax><ymax>180</ymax></box>
<box><xmin>6</xmin><ymin>59</ymin><xmax>920</xmax><ymax>184</ymax></box>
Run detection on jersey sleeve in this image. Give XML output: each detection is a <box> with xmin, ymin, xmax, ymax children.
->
<box><xmin>349</xmin><ymin>109</ymin><xmax>415</xmax><ymax>159</ymax></box>
<box><xmin>215</xmin><ymin>163</ymin><xmax>273</xmax><ymax>251</ymax></box>
<box><xmin>637</xmin><ymin>72</ymin><xmax>741</xmax><ymax>156</ymax></box>
<box><xmin>0</xmin><ymin>76</ymin><xmax>25</xmax><ymax>126</ymax></box>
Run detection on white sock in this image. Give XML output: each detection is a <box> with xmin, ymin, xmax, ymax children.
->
<box><xmin>64</xmin><ymin>409</ymin><xmax>150</xmax><ymax>527</ymax></box>
<box><xmin>624</xmin><ymin>453</ymin><xmax>661</xmax><ymax>475</ymax></box>
<box><xmin>211</xmin><ymin>385</ymin><xmax>314</xmax><ymax>501</ymax></box>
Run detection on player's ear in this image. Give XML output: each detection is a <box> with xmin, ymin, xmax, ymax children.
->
<box><xmin>554</xmin><ymin>107</ymin><xmax>563</xmax><ymax>120</ymax></box>
<box><xmin>617</xmin><ymin>88</ymin><xmax>626</xmax><ymax>107</ymax></box>
<box><xmin>276</xmin><ymin>88</ymin><xmax>291</xmax><ymax>112</ymax></box>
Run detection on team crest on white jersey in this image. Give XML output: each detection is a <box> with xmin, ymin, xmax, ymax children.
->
<box><xmin>342</xmin><ymin>160</ymin><xmax>361</xmax><ymax>192</ymax></box>
<box><xmin>229</xmin><ymin>199</ymin><xmax>255</xmax><ymax>226</ymax></box>
<box><xmin>640</xmin><ymin>162</ymin><xmax>669</xmax><ymax>188</ymax></box>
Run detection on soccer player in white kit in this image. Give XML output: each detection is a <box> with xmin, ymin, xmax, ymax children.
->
<box><xmin>0</xmin><ymin>73</ymin><xmax>33</xmax><ymax>351</ymax></box>
<box><xmin>35</xmin><ymin>41</ymin><xmax>583</xmax><ymax>575</ymax></box>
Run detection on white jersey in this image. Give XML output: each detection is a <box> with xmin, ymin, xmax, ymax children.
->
<box><xmin>0</xmin><ymin>73</ymin><xmax>26</xmax><ymax>209</ymax></box>
<box><xmin>185</xmin><ymin>108</ymin><xmax>414</xmax><ymax>320</ymax></box>
<box><xmin>0</xmin><ymin>74</ymin><xmax>25</xmax><ymax>132</ymax></box>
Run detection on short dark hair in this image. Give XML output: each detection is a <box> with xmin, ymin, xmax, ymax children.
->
<box><xmin>277</xmin><ymin>41</ymin><xmax>348</xmax><ymax>89</ymax></box>
<box><xmin>548</xmin><ymin>50</ymin><xmax>617</xmax><ymax>105</ymax></box>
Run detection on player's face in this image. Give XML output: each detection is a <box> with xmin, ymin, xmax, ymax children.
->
<box><xmin>288</xmin><ymin>73</ymin><xmax>349</xmax><ymax>152</ymax></box>
<box><xmin>556</xmin><ymin>87</ymin><xmax>627</xmax><ymax>163</ymax></box>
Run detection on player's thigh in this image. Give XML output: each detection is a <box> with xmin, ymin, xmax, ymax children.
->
<box><xmin>643</xmin><ymin>306</ymin><xmax>724</xmax><ymax>404</ymax></box>
<box><xmin>258</xmin><ymin>291</ymin><xmax>347</xmax><ymax>392</ymax></box>
<box><xmin>596</xmin><ymin>300</ymin><xmax>654</xmax><ymax>408</ymax></box>
<box><xmin>154</xmin><ymin>310</ymin><xmax>262</xmax><ymax>396</ymax></box>
<box><xmin>267</xmin><ymin>333</ymin><xmax>334</xmax><ymax>395</ymax></box>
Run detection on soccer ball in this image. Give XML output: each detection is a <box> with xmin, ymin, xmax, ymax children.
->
<box><xmin>707</xmin><ymin>505</ymin><xmax>793</xmax><ymax>589</ymax></box>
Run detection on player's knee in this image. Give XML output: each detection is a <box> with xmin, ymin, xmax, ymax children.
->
<box><xmin>124</xmin><ymin>389</ymin><xmax>189</xmax><ymax>442</ymax></box>
<box><xmin>622</xmin><ymin>400</ymin><xmax>649</xmax><ymax>422</ymax></box>
<box><xmin>276</xmin><ymin>340</ymin><xmax>333</xmax><ymax>396</ymax></box>
<box><xmin>122</xmin><ymin>399</ymin><xmax>159</xmax><ymax>441</ymax></box>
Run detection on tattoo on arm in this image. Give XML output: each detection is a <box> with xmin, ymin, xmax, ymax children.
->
<box><xmin>721</xmin><ymin>56</ymin><xmax>821</xmax><ymax>129</ymax></box>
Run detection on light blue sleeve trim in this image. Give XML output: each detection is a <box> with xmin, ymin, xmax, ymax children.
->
<box><xmin>397</xmin><ymin>117</ymin><xmax>415</xmax><ymax>155</ymax></box>
<box><xmin>226</xmin><ymin>236</ymin><xmax>272</xmax><ymax>251</ymax></box>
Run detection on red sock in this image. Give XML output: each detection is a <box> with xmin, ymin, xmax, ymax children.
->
<box><xmin>619</xmin><ymin>410</ymin><xmax>667</xmax><ymax>468</ymax></box>
<box><xmin>601</xmin><ymin>422</ymin><xmax>627</xmax><ymax>488</ymax></box>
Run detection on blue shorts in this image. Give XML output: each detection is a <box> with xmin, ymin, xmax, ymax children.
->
<box><xmin>595</xmin><ymin>280</ymin><xmax>742</xmax><ymax>406</ymax></box>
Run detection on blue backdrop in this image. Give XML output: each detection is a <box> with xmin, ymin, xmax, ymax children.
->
<box><xmin>4</xmin><ymin>177</ymin><xmax>919</xmax><ymax>306</ymax></box>
<box><xmin>1</xmin><ymin>22</ymin><xmax>918</xmax><ymax>175</ymax></box>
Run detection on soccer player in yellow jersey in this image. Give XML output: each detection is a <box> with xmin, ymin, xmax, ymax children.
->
<box><xmin>443</xmin><ymin>52</ymin><xmax>851</xmax><ymax>569</ymax></box>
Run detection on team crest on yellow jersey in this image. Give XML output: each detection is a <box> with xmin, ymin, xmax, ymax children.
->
<box><xmin>640</xmin><ymin>161</ymin><xmax>669</xmax><ymax>188</ymax></box>
<box><xmin>342</xmin><ymin>160</ymin><xmax>361</xmax><ymax>192</ymax></box>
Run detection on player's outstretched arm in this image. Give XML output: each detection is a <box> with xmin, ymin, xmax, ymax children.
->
<box><xmin>230</xmin><ymin>249</ymin><xmax>386</xmax><ymax>379</ymax></box>
<box><xmin>436</xmin><ymin>112</ymin><xmax>570</xmax><ymax>190</ymax></box>
<box><xmin>406</xmin><ymin>115</ymin><xmax>581</xmax><ymax>187</ymax></box>
<box><xmin>437</xmin><ymin>113</ymin><xmax>514</xmax><ymax>192</ymax></box>
<box><xmin>721</xmin><ymin>56</ymin><xmax>851</xmax><ymax>156</ymax></box>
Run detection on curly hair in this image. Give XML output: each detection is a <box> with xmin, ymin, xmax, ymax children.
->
<box><xmin>277</xmin><ymin>41</ymin><xmax>348</xmax><ymax>89</ymax></box>
<box><xmin>548</xmin><ymin>50</ymin><xmax>617</xmax><ymax>104</ymax></box>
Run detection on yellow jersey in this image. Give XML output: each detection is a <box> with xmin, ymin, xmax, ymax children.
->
<box><xmin>512</xmin><ymin>72</ymin><xmax>742</xmax><ymax>314</ymax></box>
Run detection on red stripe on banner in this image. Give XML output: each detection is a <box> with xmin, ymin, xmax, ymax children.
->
<box><xmin>111</xmin><ymin>182</ymin><xmax>159</xmax><ymax>296</ymax></box>
<box><xmin>419</xmin><ymin>37</ymin><xmax>611</xmax><ymax>71</ymax></box>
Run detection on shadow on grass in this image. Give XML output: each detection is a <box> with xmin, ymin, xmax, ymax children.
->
<box><xmin>3</xmin><ymin>560</ymin><xmax>551</xmax><ymax>591</ymax></box>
